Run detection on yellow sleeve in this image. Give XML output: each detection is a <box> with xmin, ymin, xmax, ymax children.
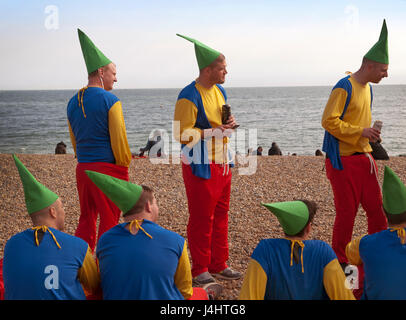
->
<box><xmin>77</xmin><ymin>246</ymin><xmax>101</xmax><ymax>295</ymax></box>
<box><xmin>108</xmin><ymin>101</ymin><xmax>132</xmax><ymax>167</ymax></box>
<box><xmin>321</xmin><ymin>88</ymin><xmax>364</xmax><ymax>146</ymax></box>
<box><xmin>174</xmin><ymin>240</ymin><xmax>193</xmax><ymax>300</ymax></box>
<box><xmin>173</xmin><ymin>98</ymin><xmax>202</xmax><ymax>147</ymax></box>
<box><xmin>238</xmin><ymin>258</ymin><xmax>267</xmax><ymax>300</ymax></box>
<box><xmin>67</xmin><ymin>120</ymin><xmax>77</xmax><ymax>157</ymax></box>
<box><xmin>323</xmin><ymin>258</ymin><xmax>355</xmax><ymax>300</ymax></box>
<box><xmin>345</xmin><ymin>236</ymin><xmax>365</xmax><ymax>266</ymax></box>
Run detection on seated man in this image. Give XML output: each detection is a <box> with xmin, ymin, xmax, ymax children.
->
<box><xmin>86</xmin><ymin>170</ymin><xmax>216</xmax><ymax>300</ymax></box>
<box><xmin>239</xmin><ymin>200</ymin><xmax>355</xmax><ymax>300</ymax></box>
<box><xmin>346</xmin><ymin>166</ymin><xmax>406</xmax><ymax>300</ymax></box>
<box><xmin>3</xmin><ymin>155</ymin><xmax>100</xmax><ymax>300</ymax></box>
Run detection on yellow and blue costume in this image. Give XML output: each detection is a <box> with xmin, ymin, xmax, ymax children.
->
<box><xmin>346</xmin><ymin>229</ymin><xmax>406</xmax><ymax>300</ymax></box>
<box><xmin>321</xmin><ymin>75</ymin><xmax>387</xmax><ymax>263</ymax></box>
<box><xmin>96</xmin><ymin>220</ymin><xmax>193</xmax><ymax>300</ymax></box>
<box><xmin>67</xmin><ymin>87</ymin><xmax>132</xmax><ymax>251</ymax></box>
<box><xmin>67</xmin><ymin>86</ymin><xmax>131</xmax><ymax>166</ymax></box>
<box><xmin>239</xmin><ymin>239</ymin><xmax>354</xmax><ymax>300</ymax></box>
<box><xmin>3</xmin><ymin>227</ymin><xmax>99</xmax><ymax>300</ymax></box>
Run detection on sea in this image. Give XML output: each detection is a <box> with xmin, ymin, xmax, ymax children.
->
<box><xmin>0</xmin><ymin>85</ymin><xmax>405</xmax><ymax>156</ymax></box>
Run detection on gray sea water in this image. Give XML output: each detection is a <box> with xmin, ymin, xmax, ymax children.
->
<box><xmin>0</xmin><ymin>85</ymin><xmax>405</xmax><ymax>156</ymax></box>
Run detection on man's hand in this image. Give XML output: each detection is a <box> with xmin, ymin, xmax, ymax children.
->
<box><xmin>362</xmin><ymin>127</ymin><xmax>381</xmax><ymax>143</ymax></box>
<box><xmin>225</xmin><ymin>115</ymin><xmax>237</xmax><ymax>129</ymax></box>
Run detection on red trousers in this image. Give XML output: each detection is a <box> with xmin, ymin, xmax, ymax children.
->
<box><xmin>75</xmin><ymin>162</ymin><xmax>129</xmax><ymax>252</ymax></box>
<box><xmin>182</xmin><ymin>163</ymin><xmax>232</xmax><ymax>278</ymax></box>
<box><xmin>326</xmin><ymin>154</ymin><xmax>387</xmax><ymax>263</ymax></box>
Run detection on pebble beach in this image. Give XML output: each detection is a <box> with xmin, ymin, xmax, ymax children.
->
<box><xmin>1</xmin><ymin>153</ymin><xmax>405</xmax><ymax>300</ymax></box>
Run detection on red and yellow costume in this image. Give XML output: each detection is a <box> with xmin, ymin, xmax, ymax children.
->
<box><xmin>67</xmin><ymin>87</ymin><xmax>131</xmax><ymax>252</ymax></box>
<box><xmin>174</xmin><ymin>81</ymin><xmax>232</xmax><ymax>277</ymax></box>
<box><xmin>322</xmin><ymin>75</ymin><xmax>387</xmax><ymax>263</ymax></box>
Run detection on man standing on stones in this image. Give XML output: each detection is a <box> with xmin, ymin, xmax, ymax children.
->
<box><xmin>321</xmin><ymin>20</ymin><xmax>389</xmax><ymax>267</ymax></box>
<box><xmin>174</xmin><ymin>34</ymin><xmax>241</xmax><ymax>290</ymax></box>
<box><xmin>67</xmin><ymin>29</ymin><xmax>132</xmax><ymax>252</ymax></box>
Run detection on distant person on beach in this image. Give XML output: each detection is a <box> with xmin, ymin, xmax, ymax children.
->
<box><xmin>321</xmin><ymin>19</ymin><xmax>389</xmax><ymax>267</ymax></box>
<box><xmin>3</xmin><ymin>155</ymin><xmax>100</xmax><ymax>299</ymax></box>
<box><xmin>239</xmin><ymin>200</ymin><xmax>354</xmax><ymax>300</ymax></box>
<box><xmin>55</xmin><ymin>141</ymin><xmax>67</xmax><ymax>154</ymax></box>
<box><xmin>346</xmin><ymin>167</ymin><xmax>406</xmax><ymax>299</ymax></box>
<box><xmin>315</xmin><ymin>149</ymin><xmax>323</xmax><ymax>156</ymax></box>
<box><xmin>85</xmin><ymin>170</ymin><xmax>214</xmax><ymax>300</ymax></box>
<box><xmin>268</xmin><ymin>142</ymin><xmax>282</xmax><ymax>156</ymax></box>
<box><xmin>67</xmin><ymin>29</ymin><xmax>132</xmax><ymax>252</ymax></box>
<box><xmin>173</xmin><ymin>34</ymin><xmax>241</xmax><ymax>291</ymax></box>
<box><xmin>138</xmin><ymin>130</ymin><xmax>163</xmax><ymax>157</ymax></box>
<box><xmin>253</xmin><ymin>146</ymin><xmax>263</xmax><ymax>156</ymax></box>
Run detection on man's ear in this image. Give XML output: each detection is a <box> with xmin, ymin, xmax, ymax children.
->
<box><xmin>304</xmin><ymin>223</ymin><xmax>312</xmax><ymax>237</ymax></box>
<box><xmin>98</xmin><ymin>67</ymin><xmax>104</xmax><ymax>77</ymax></box>
<box><xmin>144</xmin><ymin>200</ymin><xmax>151</xmax><ymax>213</ymax></box>
<box><xmin>48</xmin><ymin>205</ymin><xmax>57</xmax><ymax>219</ymax></box>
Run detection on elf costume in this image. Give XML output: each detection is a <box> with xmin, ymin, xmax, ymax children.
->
<box><xmin>346</xmin><ymin>166</ymin><xmax>406</xmax><ymax>299</ymax></box>
<box><xmin>67</xmin><ymin>29</ymin><xmax>131</xmax><ymax>252</ymax></box>
<box><xmin>3</xmin><ymin>155</ymin><xmax>99</xmax><ymax>300</ymax></box>
<box><xmin>321</xmin><ymin>19</ymin><xmax>388</xmax><ymax>263</ymax></box>
<box><xmin>86</xmin><ymin>171</ymin><xmax>207</xmax><ymax>300</ymax></box>
<box><xmin>239</xmin><ymin>201</ymin><xmax>355</xmax><ymax>300</ymax></box>
<box><xmin>174</xmin><ymin>34</ymin><xmax>234</xmax><ymax>278</ymax></box>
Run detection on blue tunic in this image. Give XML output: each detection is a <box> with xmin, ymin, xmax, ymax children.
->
<box><xmin>67</xmin><ymin>87</ymin><xmax>119</xmax><ymax>164</ymax></box>
<box><xmin>359</xmin><ymin>229</ymin><xmax>406</xmax><ymax>300</ymax></box>
<box><xmin>96</xmin><ymin>220</ymin><xmax>186</xmax><ymax>300</ymax></box>
<box><xmin>251</xmin><ymin>239</ymin><xmax>337</xmax><ymax>300</ymax></box>
<box><xmin>3</xmin><ymin>228</ymin><xmax>89</xmax><ymax>300</ymax></box>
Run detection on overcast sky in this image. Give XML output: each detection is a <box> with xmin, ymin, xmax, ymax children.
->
<box><xmin>0</xmin><ymin>0</ymin><xmax>405</xmax><ymax>90</ymax></box>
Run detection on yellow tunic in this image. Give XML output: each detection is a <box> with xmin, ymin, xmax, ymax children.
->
<box><xmin>321</xmin><ymin>76</ymin><xmax>373</xmax><ymax>156</ymax></box>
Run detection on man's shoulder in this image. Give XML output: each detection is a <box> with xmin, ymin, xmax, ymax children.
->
<box><xmin>96</xmin><ymin>89</ymin><xmax>120</xmax><ymax>107</ymax></box>
<box><xmin>178</xmin><ymin>81</ymin><xmax>198</xmax><ymax>101</ymax></box>
<box><xmin>148</xmin><ymin>221</ymin><xmax>185</xmax><ymax>242</ymax></box>
<box><xmin>50</xmin><ymin>228</ymin><xmax>89</xmax><ymax>250</ymax></box>
<box><xmin>332</xmin><ymin>75</ymin><xmax>352</xmax><ymax>92</ymax></box>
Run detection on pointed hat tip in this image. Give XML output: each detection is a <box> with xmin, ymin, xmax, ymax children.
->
<box><xmin>176</xmin><ymin>33</ymin><xmax>195</xmax><ymax>43</ymax></box>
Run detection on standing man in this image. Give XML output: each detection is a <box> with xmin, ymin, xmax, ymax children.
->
<box><xmin>321</xmin><ymin>20</ymin><xmax>389</xmax><ymax>266</ymax></box>
<box><xmin>67</xmin><ymin>29</ymin><xmax>132</xmax><ymax>252</ymax></box>
<box><xmin>174</xmin><ymin>34</ymin><xmax>241</xmax><ymax>288</ymax></box>
<box><xmin>3</xmin><ymin>155</ymin><xmax>100</xmax><ymax>299</ymax></box>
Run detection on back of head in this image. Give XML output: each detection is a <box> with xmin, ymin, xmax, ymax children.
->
<box><xmin>123</xmin><ymin>185</ymin><xmax>154</xmax><ymax>217</ymax></box>
<box><xmin>286</xmin><ymin>199</ymin><xmax>317</xmax><ymax>238</ymax></box>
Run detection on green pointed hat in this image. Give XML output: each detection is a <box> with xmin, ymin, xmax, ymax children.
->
<box><xmin>364</xmin><ymin>19</ymin><xmax>389</xmax><ymax>64</ymax></box>
<box><xmin>261</xmin><ymin>201</ymin><xmax>309</xmax><ymax>236</ymax></box>
<box><xmin>78</xmin><ymin>28</ymin><xmax>112</xmax><ymax>75</ymax></box>
<box><xmin>13</xmin><ymin>154</ymin><xmax>59</xmax><ymax>215</ymax></box>
<box><xmin>85</xmin><ymin>170</ymin><xmax>143</xmax><ymax>214</ymax></box>
<box><xmin>382</xmin><ymin>166</ymin><xmax>406</xmax><ymax>214</ymax></box>
<box><xmin>176</xmin><ymin>33</ymin><xmax>221</xmax><ymax>70</ymax></box>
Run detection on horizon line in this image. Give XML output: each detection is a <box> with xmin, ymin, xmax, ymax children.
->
<box><xmin>1</xmin><ymin>83</ymin><xmax>405</xmax><ymax>91</ymax></box>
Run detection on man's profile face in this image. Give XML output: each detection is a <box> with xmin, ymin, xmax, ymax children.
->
<box><xmin>369</xmin><ymin>62</ymin><xmax>388</xmax><ymax>83</ymax></box>
<box><xmin>101</xmin><ymin>63</ymin><xmax>117</xmax><ymax>91</ymax></box>
<box><xmin>208</xmin><ymin>59</ymin><xmax>228</xmax><ymax>84</ymax></box>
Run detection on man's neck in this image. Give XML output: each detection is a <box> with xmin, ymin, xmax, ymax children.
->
<box><xmin>351</xmin><ymin>70</ymin><xmax>369</xmax><ymax>86</ymax></box>
<box><xmin>284</xmin><ymin>235</ymin><xmax>307</xmax><ymax>241</ymax></box>
<box><xmin>32</xmin><ymin>221</ymin><xmax>59</xmax><ymax>230</ymax></box>
<box><xmin>388</xmin><ymin>222</ymin><xmax>406</xmax><ymax>229</ymax></box>
<box><xmin>196</xmin><ymin>77</ymin><xmax>215</xmax><ymax>89</ymax></box>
